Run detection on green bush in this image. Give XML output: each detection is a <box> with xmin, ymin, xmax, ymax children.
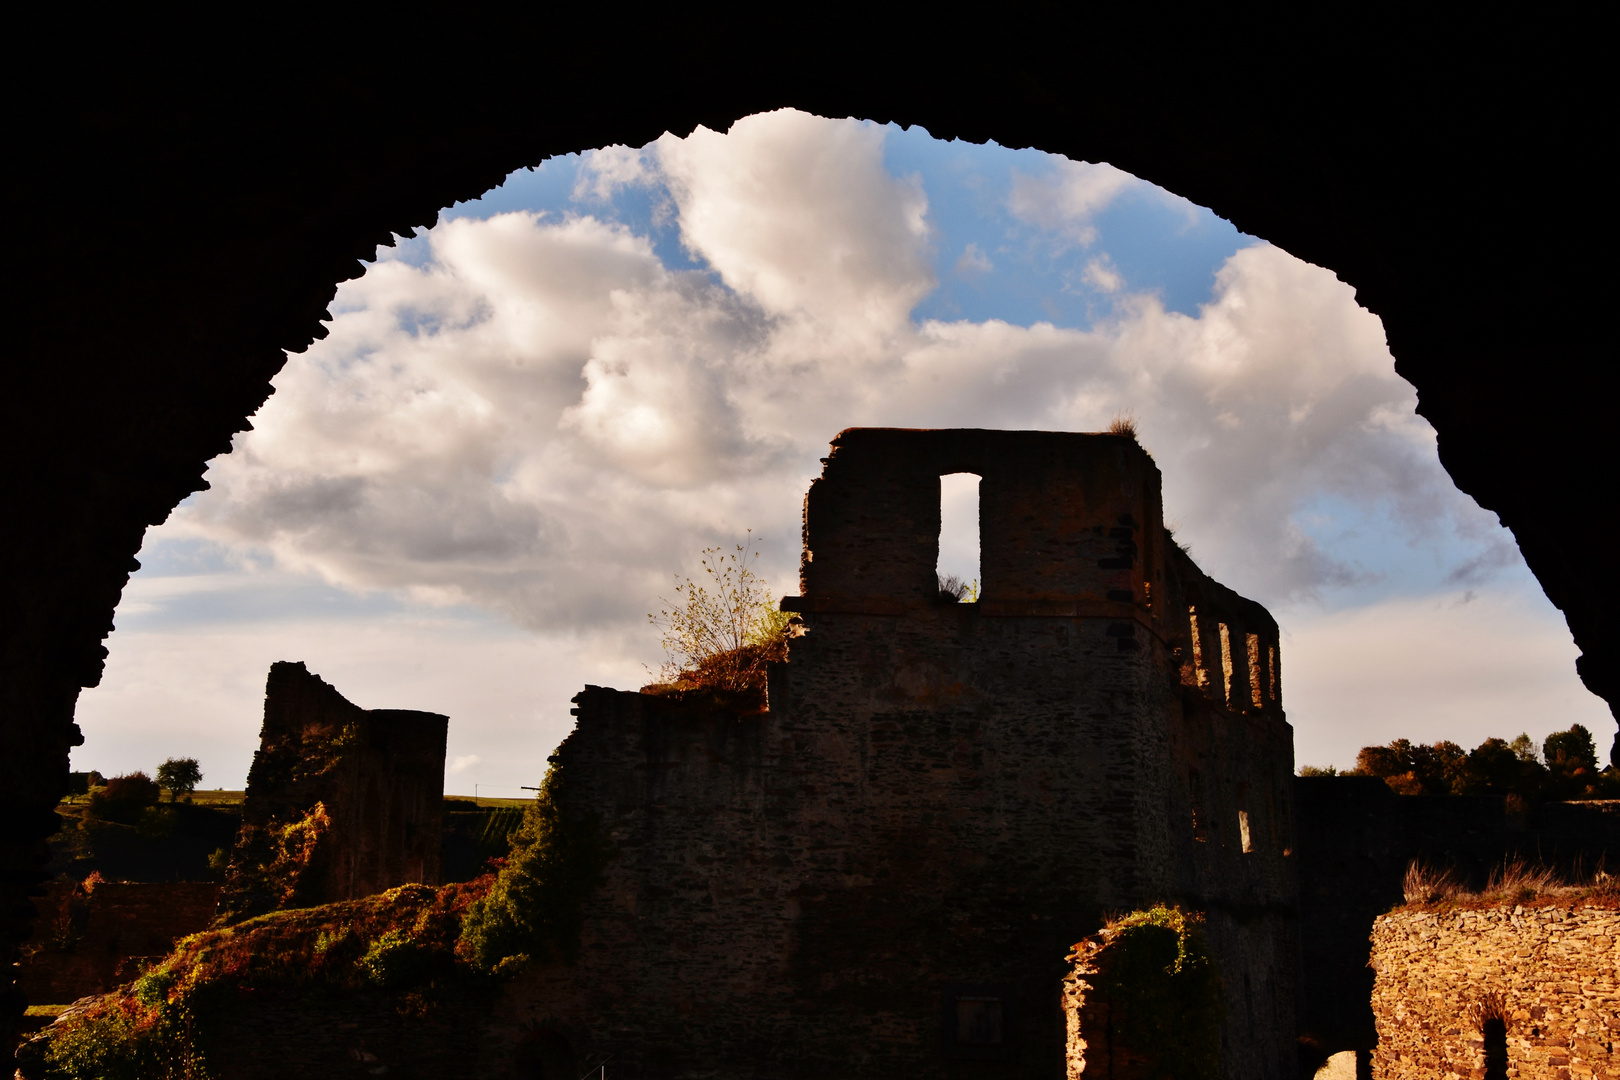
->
<box><xmin>29</xmin><ymin>880</ymin><xmax>495</xmax><ymax>1079</ymax></box>
<box><xmin>87</xmin><ymin>772</ymin><xmax>160</xmax><ymax>825</ymax></box>
<box><xmin>137</xmin><ymin>805</ymin><xmax>181</xmax><ymax>839</ymax></box>
<box><xmin>41</xmin><ymin>995</ymin><xmax>207</xmax><ymax>1080</ymax></box>
<box><xmin>1098</xmin><ymin>905</ymin><xmax>1222</xmax><ymax>1080</ymax></box>
<box><xmin>214</xmin><ymin>802</ymin><xmax>333</xmax><ymax>924</ymax></box>
<box><xmin>647</xmin><ymin>534</ymin><xmax>791</xmax><ymax>694</ymax></box>
<box><xmin>359</xmin><ymin>929</ymin><xmax>440</xmax><ymax>988</ymax></box>
<box><xmin>458</xmin><ymin>764</ymin><xmax>608</xmax><ymax>974</ymax></box>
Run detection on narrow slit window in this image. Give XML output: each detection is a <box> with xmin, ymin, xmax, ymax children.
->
<box><xmin>1482</xmin><ymin>1014</ymin><xmax>1507</xmax><ymax>1080</ymax></box>
<box><xmin>1188</xmin><ymin>607</ymin><xmax>1209</xmax><ymax>689</ymax></box>
<box><xmin>1218</xmin><ymin>623</ymin><xmax>1234</xmax><ymax>706</ymax></box>
<box><xmin>1268</xmin><ymin>644</ymin><xmax>1278</xmax><ymax>704</ymax></box>
<box><xmin>1189</xmin><ymin>769</ymin><xmax>1205</xmax><ymax>840</ymax></box>
<box><xmin>938</xmin><ymin>472</ymin><xmax>980</xmax><ymax>602</ymax></box>
<box><xmin>1246</xmin><ymin>632</ymin><xmax>1263</xmax><ymax>709</ymax></box>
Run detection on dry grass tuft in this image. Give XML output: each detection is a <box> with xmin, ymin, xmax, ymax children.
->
<box><xmin>1106</xmin><ymin>412</ymin><xmax>1138</xmax><ymax>438</ymax></box>
<box><xmin>1399</xmin><ymin>855</ymin><xmax>1620</xmax><ymax>910</ymax></box>
<box><xmin>1484</xmin><ymin>858</ymin><xmax>1560</xmax><ymax>901</ymax></box>
<box><xmin>1403</xmin><ymin>860</ymin><xmax>1465</xmax><ymax>904</ymax></box>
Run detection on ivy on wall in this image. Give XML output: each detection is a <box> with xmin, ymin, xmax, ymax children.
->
<box><xmin>457</xmin><ymin>763</ymin><xmax>610</xmax><ymax>975</ymax></box>
<box><xmin>1096</xmin><ymin>905</ymin><xmax>1223</xmax><ymax>1080</ymax></box>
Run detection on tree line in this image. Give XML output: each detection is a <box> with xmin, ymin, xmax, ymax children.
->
<box><xmin>1301</xmin><ymin>725</ymin><xmax>1618</xmax><ymax>803</ymax></box>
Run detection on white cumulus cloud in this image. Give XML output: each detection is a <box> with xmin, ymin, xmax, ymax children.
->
<box><xmin>1007</xmin><ymin>158</ymin><xmax>1135</xmax><ymax>245</ymax></box>
<box><xmin>173</xmin><ymin>109</ymin><xmax>1505</xmax><ymax>636</ymax></box>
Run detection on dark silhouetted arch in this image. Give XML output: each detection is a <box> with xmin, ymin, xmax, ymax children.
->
<box><xmin>3</xmin><ymin>4</ymin><xmax>1608</xmax><ymax>1050</ymax></box>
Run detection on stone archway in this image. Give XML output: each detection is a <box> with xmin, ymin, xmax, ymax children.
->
<box><xmin>5</xmin><ymin>4</ymin><xmax>1607</xmax><ymax>1047</ymax></box>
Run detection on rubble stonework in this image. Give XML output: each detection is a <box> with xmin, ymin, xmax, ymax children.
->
<box><xmin>492</xmin><ymin>428</ymin><xmax>1300</xmax><ymax>1078</ymax></box>
<box><xmin>1296</xmin><ymin>780</ymin><xmax>1620</xmax><ymax>1062</ymax></box>
<box><xmin>17</xmin><ymin>881</ymin><xmax>221</xmax><ymax>1003</ymax></box>
<box><xmin>226</xmin><ymin>662</ymin><xmax>447</xmax><ymax>913</ymax></box>
<box><xmin>1369</xmin><ymin>903</ymin><xmax>1620</xmax><ymax>1079</ymax></box>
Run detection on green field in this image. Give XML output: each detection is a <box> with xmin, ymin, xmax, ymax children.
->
<box><xmin>444</xmin><ymin>795</ymin><xmax>535</xmax><ymax>809</ymax></box>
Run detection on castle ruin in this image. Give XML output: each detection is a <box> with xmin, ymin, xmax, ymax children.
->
<box><xmin>491</xmin><ymin>428</ymin><xmax>1299</xmax><ymax>1078</ymax></box>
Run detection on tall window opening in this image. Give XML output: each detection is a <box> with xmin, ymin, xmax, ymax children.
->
<box><xmin>1189</xmin><ymin>769</ymin><xmax>1206</xmax><ymax>840</ymax></box>
<box><xmin>1482</xmin><ymin>1016</ymin><xmax>1507</xmax><ymax>1080</ymax></box>
<box><xmin>938</xmin><ymin>472</ymin><xmax>981</xmax><ymax>602</ymax></box>
<box><xmin>1218</xmin><ymin>623</ymin><xmax>1234</xmax><ymax>705</ymax></box>
<box><xmin>1247</xmin><ymin>632</ymin><xmax>1264</xmax><ymax>709</ymax></box>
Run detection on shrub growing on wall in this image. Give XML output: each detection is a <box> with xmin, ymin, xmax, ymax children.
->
<box><xmin>457</xmin><ymin>764</ymin><xmax>608</xmax><ymax>975</ymax></box>
<box><xmin>647</xmin><ymin>534</ymin><xmax>792</xmax><ymax>695</ymax></box>
<box><xmin>1098</xmin><ymin>905</ymin><xmax>1223</xmax><ymax>1080</ymax></box>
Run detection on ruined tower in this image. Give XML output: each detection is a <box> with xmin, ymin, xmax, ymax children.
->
<box><xmin>226</xmin><ymin>662</ymin><xmax>447</xmax><ymax>915</ymax></box>
<box><xmin>499</xmin><ymin>428</ymin><xmax>1299</xmax><ymax>1078</ymax></box>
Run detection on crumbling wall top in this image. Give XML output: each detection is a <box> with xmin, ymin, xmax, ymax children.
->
<box><xmin>799</xmin><ymin>428</ymin><xmax>1165</xmax><ymax>612</ymax></box>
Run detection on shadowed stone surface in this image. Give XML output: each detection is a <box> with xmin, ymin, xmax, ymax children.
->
<box><xmin>487</xmin><ymin>429</ymin><xmax>1298</xmax><ymax>1078</ymax></box>
<box><xmin>3</xmin><ymin>6</ymin><xmax>1609</xmax><ymax>1049</ymax></box>
<box><xmin>220</xmin><ymin>662</ymin><xmax>447</xmax><ymax>919</ymax></box>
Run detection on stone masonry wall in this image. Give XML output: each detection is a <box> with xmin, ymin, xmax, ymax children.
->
<box><xmin>1370</xmin><ymin>903</ymin><xmax>1619</xmax><ymax>1079</ymax></box>
<box><xmin>18</xmin><ymin>881</ymin><xmax>221</xmax><ymax>1003</ymax></box>
<box><xmin>1297</xmin><ymin>780</ymin><xmax>1620</xmax><ymax>1063</ymax></box>
<box><xmin>493</xmin><ymin>428</ymin><xmax>1299</xmax><ymax>1079</ymax></box>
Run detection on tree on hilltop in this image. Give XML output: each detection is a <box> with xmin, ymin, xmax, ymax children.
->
<box><xmin>157</xmin><ymin>757</ymin><xmax>203</xmax><ymax>801</ymax></box>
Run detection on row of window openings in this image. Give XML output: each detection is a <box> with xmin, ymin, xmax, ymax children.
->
<box><xmin>1188</xmin><ymin>773</ymin><xmax>1274</xmax><ymax>854</ymax></box>
<box><xmin>1187</xmin><ymin>607</ymin><xmax>1276</xmax><ymax>710</ymax></box>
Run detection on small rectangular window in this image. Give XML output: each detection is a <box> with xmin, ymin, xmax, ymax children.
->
<box><xmin>1237</xmin><ymin>782</ymin><xmax>1253</xmax><ymax>853</ymax></box>
<box><xmin>942</xmin><ymin>983</ymin><xmax>1018</xmax><ymax>1061</ymax></box>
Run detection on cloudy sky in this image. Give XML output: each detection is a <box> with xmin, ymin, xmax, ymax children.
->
<box><xmin>75</xmin><ymin>110</ymin><xmax>1607</xmax><ymax>795</ymax></box>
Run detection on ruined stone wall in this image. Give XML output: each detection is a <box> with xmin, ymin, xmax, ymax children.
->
<box><xmin>235</xmin><ymin>662</ymin><xmax>447</xmax><ymax>905</ymax></box>
<box><xmin>1369</xmin><ymin>903</ymin><xmax>1619</xmax><ymax>1079</ymax></box>
<box><xmin>18</xmin><ymin>881</ymin><xmax>220</xmax><ymax>1003</ymax></box>
<box><xmin>493</xmin><ymin>428</ymin><xmax>1298</xmax><ymax>1079</ymax></box>
<box><xmin>1296</xmin><ymin>780</ymin><xmax>1620</xmax><ymax>1061</ymax></box>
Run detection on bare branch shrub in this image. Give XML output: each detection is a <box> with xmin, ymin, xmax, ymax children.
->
<box><xmin>936</xmin><ymin>574</ymin><xmax>977</xmax><ymax>603</ymax></box>
<box><xmin>1591</xmin><ymin>863</ymin><xmax>1618</xmax><ymax>899</ymax></box>
<box><xmin>648</xmin><ymin>533</ymin><xmax>791</xmax><ymax>694</ymax></box>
